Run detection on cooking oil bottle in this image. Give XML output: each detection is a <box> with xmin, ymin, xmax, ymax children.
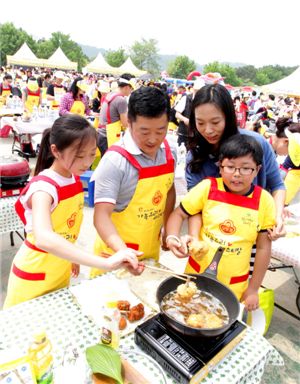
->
<box><xmin>28</xmin><ymin>330</ymin><xmax>54</xmax><ymax>384</ymax></box>
<box><xmin>100</xmin><ymin>307</ymin><xmax>120</xmax><ymax>349</ymax></box>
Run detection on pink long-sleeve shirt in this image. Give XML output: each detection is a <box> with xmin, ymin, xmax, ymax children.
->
<box><xmin>59</xmin><ymin>92</ymin><xmax>91</xmax><ymax>116</ymax></box>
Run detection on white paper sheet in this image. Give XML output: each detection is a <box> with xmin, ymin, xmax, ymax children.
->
<box><xmin>69</xmin><ymin>275</ymin><xmax>153</xmax><ymax>337</ymax></box>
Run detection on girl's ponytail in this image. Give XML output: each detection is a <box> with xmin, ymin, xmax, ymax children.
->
<box><xmin>34</xmin><ymin>128</ymin><xmax>54</xmax><ymax>175</ymax></box>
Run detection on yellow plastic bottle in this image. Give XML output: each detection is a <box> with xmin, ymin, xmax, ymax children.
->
<box><xmin>28</xmin><ymin>331</ymin><xmax>54</xmax><ymax>384</ymax></box>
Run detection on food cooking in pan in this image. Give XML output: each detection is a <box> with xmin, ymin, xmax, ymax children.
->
<box><xmin>176</xmin><ymin>281</ymin><xmax>197</xmax><ymax>299</ymax></box>
<box><xmin>161</xmin><ymin>281</ymin><xmax>229</xmax><ymax>329</ymax></box>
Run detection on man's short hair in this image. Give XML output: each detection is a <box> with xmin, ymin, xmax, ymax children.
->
<box><xmin>3</xmin><ymin>74</ymin><xmax>13</xmax><ymax>81</ymax></box>
<box><xmin>118</xmin><ymin>73</ymin><xmax>134</xmax><ymax>88</ymax></box>
<box><xmin>128</xmin><ymin>86</ymin><xmax>170</xmax><ymax>121</ymax></box>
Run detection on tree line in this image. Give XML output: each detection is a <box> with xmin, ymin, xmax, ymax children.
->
<box><xmin>0</xmin><ymin>23</ymin><xmax>160</xmax><ymax>74</ymax></box>
<box><xmin>0</xmin><ymin>22</ymin><xmax>296</xmax><ymax>85</ymax></box>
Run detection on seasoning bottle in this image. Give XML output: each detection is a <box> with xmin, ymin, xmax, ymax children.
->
<box><xmin>100</xmin><ymin>308</ymin><xmax>120</xmax><ymax>349</ymax></box>
<box><xmin>28</xmin><ymin>330</ymin><xmax>54</xmax><ymax>384</ymax></box>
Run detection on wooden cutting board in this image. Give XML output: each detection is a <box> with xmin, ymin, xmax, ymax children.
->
<box><xmin>92</xmin><ymin>358</ymin><xmax>151</xmax><ymax>384</ymax></box>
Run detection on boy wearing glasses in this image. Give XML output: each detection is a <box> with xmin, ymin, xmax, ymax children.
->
<box><xmin>166</xmin><ymin>134</ymin><xmax>275</xmax><ymax>311</ymax></box>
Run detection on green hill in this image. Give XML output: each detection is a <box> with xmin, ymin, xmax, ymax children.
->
<box><xmin>80</xmin><ymin>44</ymin><xmax>106</xmax><ymax>60</ymax></box>
<box><xmin>80</xmin><ymin>44</ymin><xmax>246</xmax><ymax>74</ymax></box>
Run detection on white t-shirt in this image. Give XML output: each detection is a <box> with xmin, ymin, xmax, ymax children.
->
<box><xmin>174</xmin><ymin>95</ymin><xmax>187</xmax><ymax>114</ymax></box>
<box><xmin>20</xmin><ymin>169</ymin><xmax>75</xmax><ymax>233</ymax></box>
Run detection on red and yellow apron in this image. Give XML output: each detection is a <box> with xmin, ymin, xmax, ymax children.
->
<box><xmin>284</xmin><ymin>169</ymin><xmax>300</xmax><ymax>205</ymax></box>
<box><xmin>4</xmin><ymin>175</ymin><xmax>84</xmax><ymax>308</ymax></box>
<box><xmin>70</xmin><ymin>99</ymin><xmax>85</xmax><ymax>116</ymax></box>
<box><xmin>52</xmin><ymin>86</ymin><xmax>65</xmax><ymax>109</ymax></box>
<box><xmin>25</xmin><ymin>88</ymin><xmax>41</xmax><ymax>113</ymax></box>
<box><xmin>1</xmin><ymin>85</ymin><xmax>12</xmax><ymax>98</ymax></box>
<box><xmin>185</xmin><ymin>178</ymin><xmax>263</xmax><ymax>300</ymax></box>
<box><xmin>91</xmin><ymin>140</ymin><xmax>175</xmax><ymax>277</ymax></box>
<box><xmin>100</xmin><ymin>93</ymin><xmax>124</xmax><ymax>148</ymax></box>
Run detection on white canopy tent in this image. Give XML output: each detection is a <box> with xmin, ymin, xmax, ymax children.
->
<box><xmin>84</xmin><ymin>52</ymin><xmax>117</xmax><ymax>74</ymax></box>
<box><xmin>6</xmin><ymin>42</ymin><xmax>44</xmax><ymax>67</ymax></box>
<box><xmin>44</xmin><ymin>47</ymin><xmax>77</xmax><ymax>71</ymax></box>
<box><xmin>262</xmin><ymin>66</ymin><xmax>300</xmax><ymax>97</ymax></box>
<box><xmin>116</xmin><ymin>57</ymin><xmax>147</xmax><ymax>77</ymax></box>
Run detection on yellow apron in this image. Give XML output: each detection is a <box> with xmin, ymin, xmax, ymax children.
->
<box><xmin>70</xmin><ymin>99</ymin><xmax>85</xmax><ymax>116</ymax></box>
<box><xmin>92</xmin><ymin>89</ymin><xmax>98</xmax><ymax>99</ymax></box>
<box><xmin>94</xmin><ymin>116</ymin><xmax>100</xmax><ymax>129</ymax></box>
<box><xmin>284</xmin><ymin>169</ymin><xmax>300</xmax><ymax>205</ymax></box>
<box><xmin>185</xmin><ymin>178</ymin><xmax>263</xmax><ymax>300</ymax></box>
<box><xmin>25</xmin><ymin>88</ymin><xmax>40</xmax><ymax>113</ymax></box>
<box><xmin>91</xmin><ymin>140</ymin><xmax>175</xmax><ymax>277</ymax></box>
<box><xmin>1</xmin><ymin>86</ymin><xmax>12</xmax><ymax>98</ymax></box>
<box><xmin>102</xmin><ymin>93</ymin><xmax>124</xmax><ymax>148</ymax></box>
<box><xmin>107</xmin><ymin>120</ymin><xmax>123</xmax><ymax>148</ymax></box>
<box><xmin>4</xmin><ymin>175</ymin><xmax>84</xmax><ymax>308</ymax></box>
<box><xmin>168</xmin><ymin>122</ymin><xmax>178</xmax><ymax>132</ymax></box>
<box><xmin>51</xmin><ymin>86</ymin><xmax>65</xmax><ymax>109</ymax></box>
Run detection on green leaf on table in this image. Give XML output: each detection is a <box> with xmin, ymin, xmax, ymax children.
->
<box><xmin>86</xmin><ymin>344</ymin><xmax>123</xmax><ymax>384</ymax></box>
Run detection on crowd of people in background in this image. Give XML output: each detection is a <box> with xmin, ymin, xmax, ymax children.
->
<box><xmin>1</xmin><ymin>63</ymin><xmax>300</xmax><ymax>312</ymax></box>
<box><xmin>1</xmin><ymin>65</ymin><xmax>299</xmax><ymax>123</ymax></box>
<box><xmin>1</xmin><ymin>64</ymin><xmax>299</xmax><ymax>207</ymax></box>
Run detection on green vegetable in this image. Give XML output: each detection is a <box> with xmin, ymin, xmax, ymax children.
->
<box><xmin>86</xmin><ymin>344</ymin><xmax>123</xmax><ymax>384</ymax></box>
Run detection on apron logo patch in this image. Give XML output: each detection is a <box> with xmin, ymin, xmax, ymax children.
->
<box><xmin>67</xmin><ymin>212</ymin><xmax>77</xmax><ymax>228</ymax></box>
<box><xmin>219</xmin><ymin>219</ymin><xmax>236</xmax><ymax>235</ymax></box>
<box><xmin>152</xmin><ymin>190</ymin><xmax>163</xmax><ymax>206</ymax></box>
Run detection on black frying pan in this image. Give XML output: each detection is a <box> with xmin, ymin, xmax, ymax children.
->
<box><xmin>156</xmin><ymin>247</ymin><xmax>240</xmax><ymax>337</ymax></box>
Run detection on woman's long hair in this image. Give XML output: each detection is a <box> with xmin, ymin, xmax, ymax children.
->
<box><xmin>275</xmin><ymin>117</ymin><xmax>300</xmax><ymax>137</ymax></box>
<box><xmin>275</xmin><ymin>117</ymin><xmax>291</xmax><ymax>138</ymax></box>
<box><xmin>70</xmin><ymin>77</ymin><xmax>84</xmax><ymax>99</ymax></box>
<box><xmin>187</xmin><ymin>84</ymin><xmax>238</xmax><ymax>173</ymax></box>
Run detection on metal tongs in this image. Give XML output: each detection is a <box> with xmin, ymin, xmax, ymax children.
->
<box><xmin>143</xmin><ymin>265</ymin><xmax>196</xmax><ymax>282</ymax></box>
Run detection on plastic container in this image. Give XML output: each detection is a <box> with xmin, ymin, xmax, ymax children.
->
<box><xmin>32</xmin><ymin>106</ymin><xmax>38</xmax><ymax>120</ymax></box>
<box><xmin>100</xmin><ymin>308</ymin><xmax>120</xmax><ymax>349</ymax></box>
<box><xmin>28</xmin><ymin>331</ymin><xmax>54</xmax><ymax>384</ymax></box>
<box><xmin>0</xmin><ymin>349</ymin><xmax>36</xmax><ymax>383</ymax></box>
<box><xmin>177</xmin><ymin>143</ymin><xmax>187</xmax><ymax>166</ymax></box>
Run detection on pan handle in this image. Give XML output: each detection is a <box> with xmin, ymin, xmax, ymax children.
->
<box><xmin>204</xmin><ymin>246</ymin><xmax>225</xmax><ymax>277</ymax></box>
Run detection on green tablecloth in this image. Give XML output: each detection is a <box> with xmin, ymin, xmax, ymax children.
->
<box><xmin>0</xmin><ymin>196</ymin><xmax>24</xmax><ymax>234</ymax></box>
<box><xmin>0</xmin><ymin>282</ymin><xmax>284</xmax><ymax>383</ymax></box>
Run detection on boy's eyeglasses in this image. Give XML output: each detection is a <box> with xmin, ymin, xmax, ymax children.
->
<box><xmin>220</xmin><ymin>166</ymin><xmax>256</xmax><ymax>176</ymax></box>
